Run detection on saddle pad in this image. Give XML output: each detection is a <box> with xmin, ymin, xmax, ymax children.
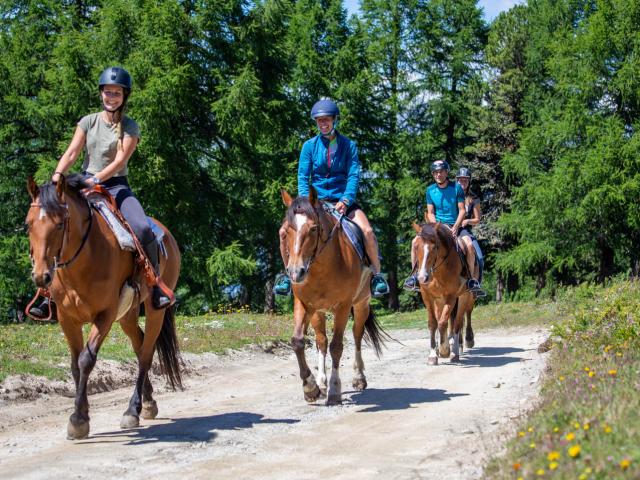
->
<box><xmin>323</xmin><ymin>203</ymin><xmax>367</xmax><ymax>262</ymax></box>
<box><xmin>93</xmin><ymin>201</ymin><xmax>137</xmax><ymax>251</ymax></box>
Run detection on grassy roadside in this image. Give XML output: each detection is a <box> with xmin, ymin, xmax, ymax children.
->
<box><xmin>483</xmin><ymin>281</ymin><xmax>640</xmax><ymax>479</ymax></box>
<box><xmin>0</xmin><ymin>299</ymin><xmax>557</xmax><ymax>384</ymax></box>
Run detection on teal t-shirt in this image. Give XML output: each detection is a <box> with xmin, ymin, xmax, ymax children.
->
<box><xmin>425</xmin><ymin>181</ymin><xmax>465</xmax><ymax>225</ymax></box>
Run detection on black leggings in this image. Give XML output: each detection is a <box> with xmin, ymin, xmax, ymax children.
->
<box><xmin>100</xmin><ymin>176</ymin><xmax>155</xmax><ymax>246</ymax></box>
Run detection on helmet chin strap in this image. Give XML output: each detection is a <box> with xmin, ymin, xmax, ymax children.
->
<box><xmin>319</xmin><ymin>119</ymin><xmax>338</xmax><ymax>138</ymax></box>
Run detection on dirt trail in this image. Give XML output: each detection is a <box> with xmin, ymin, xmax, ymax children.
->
<box><xmin>0</xmin><ymin>327</ymin><xmax>549</xmax><ymax>480</ymax></box>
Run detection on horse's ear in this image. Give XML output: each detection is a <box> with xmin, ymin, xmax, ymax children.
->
<box><xmin>309</xmin><ymin>186</ymin><xmax>318</xmax><ymax>205</ymax></box>
<box><xmin>55</xmin><ymin>174</ymin><xmax>66</xmax><ymax>199</ymax></box>
<box><xmin>281</xmin><ymin>189</ymin><xmax>293</xmax><ymax>207</ymax></box>
<box><xmin>27</xmin><ymin>177</ymin><xmax>39</xmax><ymax>201</ymax></box>
<box><xmin>412</xmin><ymin>222</ymin><xmax>422</xmax><ymax>234</ymax></box>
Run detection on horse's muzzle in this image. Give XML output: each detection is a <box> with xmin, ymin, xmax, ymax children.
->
<box><xmin>32</xmin><ymin>269</ymin><xmax>53</xmax><ymax>288</ymax></box>
<box><xmin>288</xmin><ymin>266</ymin><xmax>308</xmax><ymax>284</ymax></box>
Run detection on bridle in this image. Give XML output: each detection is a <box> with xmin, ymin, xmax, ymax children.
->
<box><xmin>420</xmin><ymin>225</ymin><xmax>452</xmax><ymax>279</ymax></box>
<box><xmin>29</xmin><ymin>197</ymin><xmax>93</xmax><ymax>272</ymax></box>
<box><xmin>288</xmin><ymin>203</ymin><xmax>341</xmax><ymax>273</ymax></box>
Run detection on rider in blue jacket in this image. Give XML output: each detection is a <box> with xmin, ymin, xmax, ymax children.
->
<box><xmin>275</xmin><ymin>99</ymin><xmax>389</xmax><ymax>297</ymax></box>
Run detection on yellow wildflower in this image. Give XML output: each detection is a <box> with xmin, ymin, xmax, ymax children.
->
<box><xmin>588</xmin><ymin>371</ymin><xmax>595</xmax><ymax>377</ymax></box>
<box><xmin>547</xmin><ymin>451</ymin><xmax>561</xmax><ymax>461</ymax></box>
<box><xmin>584</xmin><ymin>467</ymin><xmax>592</xmax><ymax>474</ymax></box>
<box><xmin>568</xmin><ymin>445</ymin><xmax>581</xmax><ymax>457</ymax></box>
<box><xmin>536</xmin><ymin>468</ymin><xmax>545</xmax><ymax>476</ymax></box>
<box><xmin>608</xmin><ymin>369</ymin><xmax>617</xmax><ymax>376</ymax></box>
<box><xmin>553</xmin><ymin>426</ymin><xmax>560</xmax><ymax>433</ymax></box>
<box><xmin>583</xmin><ymin>423</ymin><xmax>590</xmax><ymax>430</ymax></box>
<box><xmin>549</xmin><ymin>462</ymin><xmax>559</xmax><ymax>470</ymax></box>
<box><xmin>603</xmin><ymin>424</ymin><xmax>612</xmax><ymax>433</ymax></box>
<box><xmin>584</xmin><ymin>367</ymin><xmax>590</xmax><ymax>372</ymax></box>
<box><xmin>566</xmin><ymin>432</ymin><xmax>575</xmax><ymax>441</ymax></box>
<box><xmin>604</xmin><ymin>345</ymin><xmax>612</xmax><ymax>352</ymax></box>
<box><xmin>528</xmin><ymin>427</ymin><xmax>534</xmax><ymax>433</ymax></box>
<box><xmin>616</xmin><ymin>352</ymin><xmax>622</xmax><ymax>357</ymax></box>
<box><xmin>574</xmin><ymin>422</ymin><xmax>581</xmax><ymax>429</ymax></box>
<box><xmin>620</xmin><ymin>459</ymin><xmax>631</xmax><ymax>470</ymax></box>
<box><xmin>578</xmin><ymin>474</ymin><xmax>587</xmax><ymax>480</ymax></box>
<box><xmin>530</xmin><ymin>442</ymin><xmax>536</xmax><ymax>449</ymax></box>
<box><xmin>518</xmin><ymin>431</ymin><xmax>525</xmax><ymax>437</ymax></box>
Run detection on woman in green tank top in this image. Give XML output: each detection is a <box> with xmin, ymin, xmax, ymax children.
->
<box><xmin>29</xmin><ymin>67</ymin><xmax>171</xmax><ymax>317</ymax></box>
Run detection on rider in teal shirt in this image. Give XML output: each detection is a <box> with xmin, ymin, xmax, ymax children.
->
<box><xmin>404</xmin><ymin>159</ymin><xmax>484</xmax><ymax>295</ymax></box>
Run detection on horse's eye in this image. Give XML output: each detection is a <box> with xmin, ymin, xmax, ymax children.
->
<box><xmin>56</xmin><ymin>222</ymin><xmax>64</xmax><ymax>230</ymax></box>
<box><xmin>310</xmin><ymin>225</ymin><xmax>318</xmax><ymax>232</ymax></box>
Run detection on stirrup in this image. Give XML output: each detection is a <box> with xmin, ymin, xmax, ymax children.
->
<box><xmin>371</xmin><ymin>274</ymin><xmax>390</xmax><ymax>297</ymax></box>
<box><xmin>273</xmin><ymin>274</ymin><xmax>291</xmax><ymax>296</ymax></box>
<box><xmin>403</xmin><ymin>275</ymin><xmax>420</xmax><ymax>292</ymax></box>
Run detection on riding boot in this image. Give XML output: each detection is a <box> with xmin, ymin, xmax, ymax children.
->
<box><xmin>403</xmin><ymin>275</ymin><xmax>420</xmax><ymax>292</ymax></box>
<box><xmin>143</xmin><ymin>239</ymin><xmax>172</xmax><ymax>309</ymax></box>
<box><xmin>29</xmin><ymin>297</ymin><xmax>51</xmax><ymax>318</ymax></box>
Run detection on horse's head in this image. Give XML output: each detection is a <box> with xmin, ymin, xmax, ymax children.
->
<box><xmin>25</xmin><ymin>175</ymin><xmax>81</xmax><ymax>288</ymax></box>
<box><xmin>281</xmin><ymin>187</ymin><xmax>324</xmax><ymax>284</ymax></box>
<box><xmin>412</xmin><ymin>222</ymin><xmax>452</xmax><ymax>284</ymax></box>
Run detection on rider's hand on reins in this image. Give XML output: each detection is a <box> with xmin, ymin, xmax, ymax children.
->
<box><xmin>335</xmin><ymin>201</ymin><xmax>347</xmax><ymax>215</ymax></box>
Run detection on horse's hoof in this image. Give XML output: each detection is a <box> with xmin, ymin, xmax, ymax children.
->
<box><xmin>439</xmin><ymin>347</ymin><xmax>451</xmax><ymax>358</ymax></box>
<box><xmin>427</xmin><ymin>356</ymin><xmax>438</xmax><ymax>366</ymax></box>
<box><xmin>304</xmin><ymin>385</ymin><xmax>322</xmax><ymax>403</ymax></box>
<box><xmin>465</xmin><ymin>339</ymin><xmax>475</xmax><ymax>349</ymax></box>
<box><xmin>67</xmin><ymin>419</ymin><xmax>90</xmax><ymax>440</ymax></box>
<box><xmin>352</xmin><ymin>376</ymin><xmax>367</xmax><ymax>391</ymax></box>
<box><xmin>120</xmin><ymin>414</ymin><xmax>140</xmax><ymax>429</ymax></box>
<box><xmin>141</xmin><ymin>400</ymin><xmax>158</xmax><ymax>420</ymax></box>
<box><xmin>326</xmin><ymin>394</ymin><xmax>342</xmax><ymax>406</ymax></box>
<box><xmin>450</xmin><ymin>355</ymin><xmax>460</xmax><ymax>363</ymax></box>
<box><xmin>319</xmin><ymin>385</ymin><xmax>328</xmax><ymax>398</ymax></box>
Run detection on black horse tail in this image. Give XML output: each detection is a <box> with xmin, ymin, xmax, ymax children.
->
<box><xmin>155</xmin><ymin>305</ymin><xmax>183</xmax><ymax>390</ymax></box>
<box><xmin>362</xmin><ymin>309</ymin><xmax>392</xmax><ymax>359</ymax></box>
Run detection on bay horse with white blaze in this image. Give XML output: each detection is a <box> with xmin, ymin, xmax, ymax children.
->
<box><xmin>280</xmin><ymin>188</ymin><xmax>386</xmax><ymax>405</ymax></box>
<box><xmin>412</xmin><ymin>222</ymin><xmax>474</xmax><ymax>364</ymax></box>
<box><xmin>25</xmin><ymin>174</ymin><xmax>181</xmax><ymax>439</ymax></box>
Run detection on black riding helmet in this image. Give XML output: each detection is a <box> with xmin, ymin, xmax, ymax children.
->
<box><xmin>430</xmin><ymin>159</ymin><xmax>450</xmax><ymax>172</ymax></box>
<box><xmin>456</xmin><ymin>167</ymin><xmax>471</xmax><ymax>179</ymax></box>
<box><xmin>98</xmin><ymin>67</ymin><xmax>132</xmax><ymax>91</ymax></box>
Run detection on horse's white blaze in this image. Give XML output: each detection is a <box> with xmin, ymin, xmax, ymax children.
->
<box><xmin>293</xmin><ymin>213</ymin><xmax>307</xmax><ymax>255</ymax></box>
<box><xmin>38</xmin><ymin>208</ymin><xmax>48</xmax><ymax>221</ymax></box>
<box><xmin>418</xmin><ymin>244</ymin><xmax>430</xmax><ymax>283</ymax></box>
<box><xmin>317</xmin><ymin>348</ymin><xmax>327</xmax><ymax>389</ymax></box>
<box><xmin>303</xmin><ymin>372</ymin><xmax>318</xmax><ymax>393</ymax></box>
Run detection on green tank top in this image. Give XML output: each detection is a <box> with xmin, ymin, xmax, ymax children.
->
<box><xmin>78</xmin><ymin>112</ymin><xmax>140</xmax><ymax>177</ymax></box>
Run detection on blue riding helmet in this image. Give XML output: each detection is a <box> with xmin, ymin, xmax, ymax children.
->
<box><xmin>431</xmin><ymin>159</ymin><xmax>450</xmax><ymax>172</ymax></box>
<box><xmin>311</xmin><ymin>99</ymin><xmax>339</xmax><ymax>119</ymax></box>
<box><xmin>99</xmin><ymin>67</ymin><xmax>132</xmax><ymax>91</ymax></box>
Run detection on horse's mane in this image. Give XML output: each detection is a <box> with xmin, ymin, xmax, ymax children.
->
<box><xmin>419</xmin><ymin>223</ymin><xmax>455</xmax><ymax>247</ymax></box>
<box><xmin>286</xmin><ymin>196</ymin><xmax>319</xmax><ymax>228</ymax></box>
<box><xmin>39</xmin><ymin>173</ymin><xmax>89</xmax><ymax>215</ymax></box>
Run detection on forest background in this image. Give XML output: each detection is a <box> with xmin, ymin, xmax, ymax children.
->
<box><xmin>1</xmin><ymin>0</ymin><xmax>639</xmax><ymax>319</ymax></box>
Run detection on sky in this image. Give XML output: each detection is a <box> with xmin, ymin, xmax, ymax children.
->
<box><xmin>344</xmin><ymin>0</ymin><xmax>526</xmax><ymax>22</ymax></box>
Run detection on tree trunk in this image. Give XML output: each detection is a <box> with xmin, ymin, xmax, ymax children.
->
<box><xmin>535</xmin><ymin>264</ymin><xmax>547</xmax><ymax>297</ymax></box>
<box><xmin>263</xmin><ymin>277</ymin><xmax>275</xmax><ymax>314</ymax></box>
<box><xmin>597</xmin><ymin>237</ymin><xmax>614</xmax><ymax>284</ymax></box>
<box><xmin>496</xmin><ymin>272</ymin><xmax>505</xmax><ymax>302</ymax></box>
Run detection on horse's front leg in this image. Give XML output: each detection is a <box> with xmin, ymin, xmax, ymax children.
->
<box><xmin>68</xmin><ymin>314</ymin><xmax>115</xmax><ymax>440</ymax></box>
<box><xmin>424</xmin><ymin>299</ymin><xmax>439</xmax><ymax>365</ymax></box>
<box><xmin>351</xmin><ymin>300</ymin><xmax>369</xmax><ymax>390</ymax></box>
<box><xmin>438</xmin><ymin>297</ymin><xmax>456</xmax><ymax>359</ymax></box>
<box><xmin>310</xmin><ymin>311</ymin><xmax>328</xmax><ymax>396</ymax></box>
<box><xmin>327</xmin><ymin>306</ymin><xmax>349</xmax><ymax>405</ymax></box>
<box><xmin>291</xmin><ymin>299</ymin><xmax>321</xmax><ymax>403</ymax></box>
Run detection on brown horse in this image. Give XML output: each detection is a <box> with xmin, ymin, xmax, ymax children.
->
<box><xmin>280</xmin><ymin>188</ymin><xmax>386</xmax><ymax>405</ymax></box>
<box><xmin>412</xmin><ymin>222</ymin><xmax>474</xmax><ymax>364</ymax></box>
<box><xmin>26</xmin><ymin>174</ymin><xmax>181</xmax><ymax>439</ymax></box>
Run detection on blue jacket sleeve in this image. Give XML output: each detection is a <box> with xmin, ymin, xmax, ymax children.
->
<box><xmin>298</xmin><ymin>140</ymin><xmax>313</xmax><ymax>197</ymax></box>
<box><xmin>425</xmin><ymin>186</ymin><xmax>433</xmax><ymax>205</ymax></box>
<box><xmin>340</xmin><ymin>139</ymin><xmax>360</xmax><ymax>205</ymax></box>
